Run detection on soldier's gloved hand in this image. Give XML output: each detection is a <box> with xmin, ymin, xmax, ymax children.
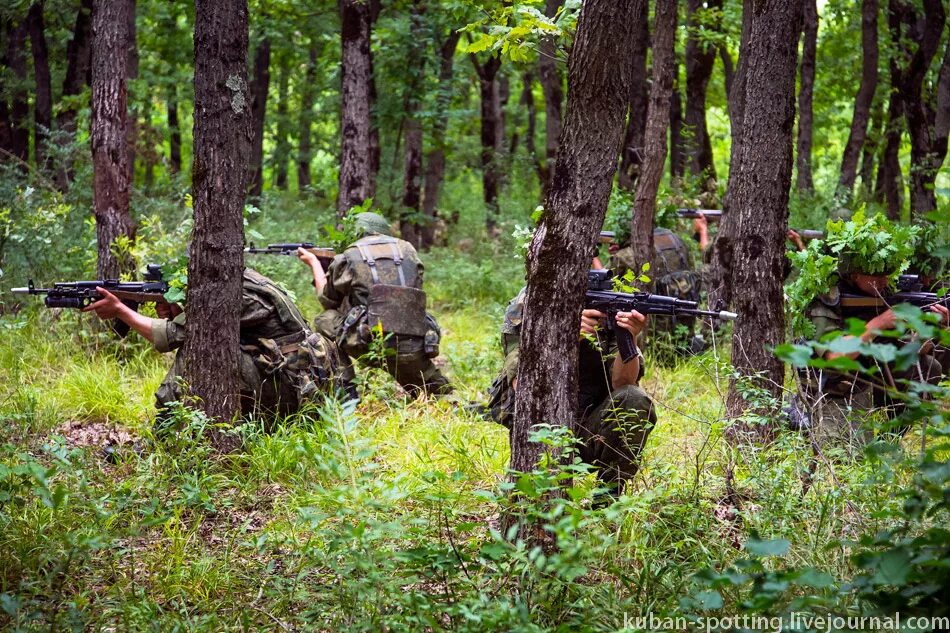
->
<box><xmin>297</xmin><ymin>247</ymin><xmax>319</xmax><ymax>268</ymax></box>
<box><xmin>615</xmin><ymin>310</ymin><xmax>647</xmax><ymax>338</ymax></box>
<box><xmin>581</xmin><ymin>309</ymin><xmax>605</xmax><ymax>336</ymax></box>
<box><xmin>930</xmin><ymin>304</ymin><xmax>949</xmax><ymax>327</ymax></box>
<box><xmin>82</xmin><ymin>288</ymin><xmax>127</xmax><ymax>320</ymax></box>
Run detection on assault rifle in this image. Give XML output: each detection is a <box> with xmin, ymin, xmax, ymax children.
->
<box><xmin>677</xmin><ymin>208</ymin><xmax>721</xmax><ymax>220</ymax></box>
<box><xmin>11</xmin><ymin>264</ymin><xmax>169</xmax><ymax>336</ymax></box>
<box><xmin>840</xmin><ymin>288</ymin><xmax>949</xmax><ymax>316</ymax></box>
<box><xmin>245</xmin><ymin>242</ymin><xmax>336</xmax><ymax>270</ymax></box>
<box><xmin>585</xmin><ymin>269</ymin><xmax>737</xmax><ymax>362</ymax></box>
<box><xmin>790</xmin><ymin>229</ymin><xmax>824</xmax><ymax>241</ymax></box>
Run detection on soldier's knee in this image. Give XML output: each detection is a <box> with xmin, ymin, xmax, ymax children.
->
<box><xmin>607</xmin><ymin>385</ymin><xmax>656</xmax><ymax>423</ymax></box>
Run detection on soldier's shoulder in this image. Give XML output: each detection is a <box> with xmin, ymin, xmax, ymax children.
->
<box><xmin>502</xmin><ymin>288</ymin><xmax>527</xmax><ymax>333</ymax></box>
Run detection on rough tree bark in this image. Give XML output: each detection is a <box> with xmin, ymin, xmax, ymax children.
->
<box><xmin>91</xmin><ymin>0</ymin><xmax>136</xmax><ymax>279</ymax></box>
<box><xmin>184</xmin><ymin>0</ymin><xmax>252</xmax><ymax>446</ymax></box>
<box><xmin>421</xmin><ymin>30</ymin><xmax>460</xmax><ymax>248</ymax></box>
<box><xmin>298</xmin><ymin>45</ymin><xmax>318</xmax><ymax>191</ymax></box>
<box><xmin>796</xmin><ymin>0</ymin><xmax>817</xmax><ymax>194</ymax></box>
<box><xmin>897</xmin><ymin>0</ymin><xmax>946</xmax><ymax>215</ymax></box>
<box><xmin>273</xmin><ymin>56</ymin><xmax>290</xmax><ymax>190</ymax></box>
<box><xmin>630</xmin><ymin>0</ymin><xmax>678</xmax><ymax>280</ymax></box>
<box><xmin>717</xmin><ymin>0</ymin><xmax>803</xmax><ymax>430</ymax></box>
<box><xmin>618</xmin><ymin>0</ymin><xmax>649</xmax><ymax>192</ymax></box>
<box><xmin>684</xmin><ymin>0</ymin><xmax>722</xmax><ymax>185</ymax></box>
<box><xmin>338</xmin><ymin>0</ymin><xmax>375</xmax><ymax>217</ymax></box>
<box><xmin>4</xmin><ymin>19</ymin><xmax>30</xmax><ymax>165</ymax></box>
<box><xmin>511</xmin><ymin>0</ymin><xmax>636</xmax><ymax>475</ymax></box>
<box><xmin>399</xmin><ymin>0</ymin><xmax>427</xmax><ymax>247</ymax></box>
<box><xmin>471</xmin><ymin>53</ymin><xmax>504</xmax><ymax>234</ymax></box>
<box><xmin>838</xmin><ymin>0</ymin><xmax>878</xmax><ymax>197</ymax></box>
<box><xmin>537</xmin><ymin>0</ymin><xmax>564</xmax><ymax>197</ymax></box>
<box><xmin>248</xmin><ymin>37</ymin><xmax>270</xmax><ymax>198</ymax></box>
<box><xmin>26</xmin><ymin>2</ymin><xmax>52</xmax><ymax>171</ymax></box>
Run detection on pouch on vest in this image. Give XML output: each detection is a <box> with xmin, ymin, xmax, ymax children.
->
<box><xmin>366</xmin><ymin>283</ymin><xmax>430</xmax><ymax>338</ymax></box>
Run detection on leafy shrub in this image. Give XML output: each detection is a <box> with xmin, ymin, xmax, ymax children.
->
<box><xmin>825</xmin><ymin>209</ymin><xmax>919</xmax><ymax>277</ymax></box>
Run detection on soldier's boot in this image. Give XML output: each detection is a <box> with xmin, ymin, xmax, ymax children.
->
<box><xmin>386</xmin><ymin>352</ymin><xmax>452</xmax><ymax>398</ymax></box>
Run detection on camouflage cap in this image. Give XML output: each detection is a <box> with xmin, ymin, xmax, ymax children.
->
<box><xmin>354</xmin><ymin>212</ymin><xmax>392</xmax><ymax>236</ymax></box>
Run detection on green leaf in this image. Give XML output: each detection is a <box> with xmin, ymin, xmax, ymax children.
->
<box><xmin>694</xmin><ymin>590</ymin><xmax>723</xmax><ymax>609</ymax></box>
<box><xmin>465</xmin><ymin>34</ymin><xmax>494</xmax><ymax>54</ymax></box>
<box><xmin>745</xmin><ymin>537</ymin><xmax>790</xmax><ymax>557</ymax></box>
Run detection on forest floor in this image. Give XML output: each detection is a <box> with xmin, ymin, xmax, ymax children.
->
<box><xmin>0</xmin><ymin>222</ymin><xmax>929</xmax><ymax>631</ymax></box>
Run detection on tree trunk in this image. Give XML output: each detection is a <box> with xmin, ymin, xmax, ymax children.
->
<box><xmin>717</xmin><ymin>0</ymin><xmax>802</xmax><ymax>431</ymax></box>
<box><xmin>420</xmin><ymin>30</ymin><xmax>460</xmax><ymax>249</ymax></box>
<box><xmin>91</xmin><ymin>0</ymin><xmax>136</xmax><ymax>279</ymax></box>
<box><xmin>684</xmin><ymin>0</ymin><xmax>722</xmax><ymax>186</ymax></box>
<box><xmin>26</xmin><ymin>2</ymin><xmax>52</xmax><ymax>171</ymax></box>
<box><xmin>298</xmin><ymin>45</ymin><xmax>318</xmax><ymax>191</ymax></box>
<box><xmin>897</xmin><ymin>0</ymin><xmax>946</xmax><ymax>215</ymax></box>
<box><xmin>838</xmin><ymin>0</ymin><xmax>878</xmax><ymax>197</ymax></box>
<box><xmin>399</xmin><ymin>0</ymin><xmax>426</xmax><ymax>247</ymax></box>
<box><xmin>248</xmin><ymin>37</ymin><xmax>270</xmax><ymax>198</ymax></box>
<box><xmin>185</xmin><ymin>0</ymin><xmax>251</xmax><ymax>445</ymax></box>
<box><xmin>367</xmin><ymin>0</ymin><xmax>381</xmax><ymax>194</ymax></box>
<box><xmin>125</xmin><ymin>0</ymin><xmax>138</xmax><ymax>186</ymax></box>
<box><xmin>4</xmin><ymin>19</ymin><xmax>30</xmax><ymax>165</ymax></box>
<box><xmin>795</xmin><ymin>0</ymin><xmax>817</xmax><ymax>194</ymax></box>
<box><xmin>167</xmin><ymin>88</ymin><xmax>182</xmax><ymax>174</ymax></box>
<box><xmin>512</xmin><ymin>0</ymin><xmax>636</xmax><ymax>476</ymax></box>
<box><xmin>877</xmin><ymin>84</ymin><xmax>904</xmax><ymax>219</ymax></box>
<box><xmin>273</xmin><ymin>56</ymin><xmax>290</xmax><ymax>190</ymax></box>
<box><xmin>669</xmin><ymin>82</ymin><xmax>686</xmax><ymax>180</ymax></box>
<box><xmin>618</xmin><ymin>0</ymin><xmax>649</xmax><ymax>191</ymax></box>
<box><xmin>727</xmin><ymin>0</ymin><xmax>753</xmax><ymax>159</ymax></box>
<box><xmin>337</xmin><ymin>0</ymin><xmax>375</xmax><ymax>217</ymax></box>
<box><xmin>537</xmin><ymin>0</ymin><xmax>564</xmax><ymax>197</ymax></box>
<box><xmin>520</xmin><ymin>72</ymin><xmax>546</xmax><ymax>192</ymax></box>
<box><xmin>471</xmin><ymin>54</ymin><xmax>503</xmax><ymax>234</ymax></box>
<box><xmin>56</xmin><ymin>0</ymin><xmax>93</xmax><ymax>187</ymax></box>
<box><xmin>631</xmin><ymin>0</ymin><xmax>678</xmax><ymax>280</ymax></box>
<box><xmin>859</xmin><ymin>95</ymin><xmax>884</xmax><ymax>199</ymax></box>
<box><xmin>720</xmin><ymin>45</ymin><xmax>734</xmax><ymax>99</ymax></box>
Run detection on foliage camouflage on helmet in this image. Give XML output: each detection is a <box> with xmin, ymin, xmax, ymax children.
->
<box><xmin>825</xmin><ymin>210</ymin><xmax>918</xmax><ymax>278</ymax></box>
<box><xmin>354</xmin><ymin>212</ymin><xmax>392</xmax><ymax>237</ymax></box>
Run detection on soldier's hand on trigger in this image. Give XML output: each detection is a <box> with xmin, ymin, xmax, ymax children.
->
<box><xmin>155</xmin><ymin>300</ymin><xmax>182</xmax><ymax>320</ymax></box>
<box><xmin>930</xmin><ymin>304</ymin><xmax>949</xmax><ymax>327</ymax></box>
<box><xmin>81</xmin><ymin>288</ymin><xmax>126</xmax><ymax>320</ymax></box>
<box><xmin>581</xmin><ymin>309</ymin><xmax>605</xmax><ymax>337</ymax></box>
<box><xmin>615</xmin><ymin>310</ymin><xmax>647</xmax><ymax>338</ymax></box>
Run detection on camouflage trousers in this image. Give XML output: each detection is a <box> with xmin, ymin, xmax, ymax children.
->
<box><xmin>806</xmin><ymin>353</ymin><xmax>943</xmax><ymax>454</ymax></box>
<box><xmin>337</xmin><ymin>347</ymin><xmax>452</xmax><ymax>398</ymax></box>
<box><xmin>575</xmin><ymin>385</ymin><xmax>657</xmax><ymax>487</ymax></box>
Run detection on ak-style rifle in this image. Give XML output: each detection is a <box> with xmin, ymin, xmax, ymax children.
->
<box><xmin>676</xmin><ymin>208</ymin><xmax>722</xmax><ymax>220</ymax></box>
<box><xmin>245</xmin><ymin>242</ymin><xmax>336</xmax><ymax>270</ymax></box>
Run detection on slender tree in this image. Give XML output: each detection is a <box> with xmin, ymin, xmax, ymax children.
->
<box><xmin>399</xmin><ymin>0</ymin><xmax>427</xmax><ymax>247</ymax></box>
<box><xmin>537</xmin><ymin>0</ymin><xmax>564</xmax><ymax>196</ymax></box>
<box><xmin>669</xmin><ymin>81</ymin><xmax>686</xmax><ymax>179</ymax></box>
<box><xmin>53</xmin><ymin>0</ymin><xmax>92</xmax><ymax>187</ymax></box>
<box><xmin>684</xmin><ymin>0</ymin><xmax>722</xmax><ymax>185</ymax></box>
<box><xmin>511</xmin><ymin>0</ymin><xmax>637</xmax><ymax>475</ymax></box>
<box><xmin>3</xmin><ymin>19</ymin><xmax>30</xmax><ymax>165</ymax></box>
<box><xmin>838</xmin><ymin>0</ymin><xmax>878</xmax><ymax>197</ymax></box>
<box><xmin>717</xmin><ymin>0</ymin><xmax>803</xmax><ymax>429</ymax></box>
<box><xmin>877</xmin><ymin>0</ymin><xmax>907</xmax><ymax>219</ymax></box>
<box><xmin>91</xmin><ymin>0</ymin><xmax>136</xmax><ymax>279</ymax></box>
<box><xmin>421</xmin><ymin>30</ymin><xmax>461</xmax><ymax>248</ymax></box>
<box><xmin>167</xmin><ymin>87</ymin><xmax>182</xmax><ymax>174</ymax></box>
<box><xmin>338</xmin><ymin>0</ymin><xmax>376</xmax><ymax>217</ymax></box>
<box><xmin>297</xmin><ymin>45</ymin><xmax>318</xmax><ymax>191</ymax></box>
<box><xmin>248</xmin><ymin>36</ymin><xmax>270</xmax><ymax>198</ymax></box>
<box><xmin>470</xmin><ymin>52</ymin><xmax>504</xmax><ymax>233</ymax></box>
<box><xmin>618</xmin><ymin>0</ymin><xmax>649</xmax><ymax>192</ymax></box>
<box><xmin>26</xmin><ymin>2</ymin><xmax>52</xmax><ymax>171</ymax></box>
<box><xmin>795</xmin><ymin>0</ymin><xmax>817</xmax><ymax>193</ymax></box>
<box><xmin>631</xmin><ymin>0</ymin><xmax>678</xmax><ymax>279</ymax></box>
<box><xmin>272</xmin><ymin>55</ymin><xmax>291</xmax><ymax>190</ymax></box>
<box><xmin>183</xmin><ymin>0</ymin><xmax>252</xmax><ymax>445</ymax></box>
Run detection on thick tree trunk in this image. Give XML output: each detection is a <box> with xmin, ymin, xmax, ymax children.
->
<box><xmin>298</xmin><ymin>45</ymin><xmax>318</xmax><ymax>191</ymax></box>
<box><xmin>248</xmin><ymin>37</ymin><xmax>270</xmax><ymax>198</ymax></box>
<box><xmin>399</xmin><ymin>0</ymin><xmax>426</xmax><ymax>247</ymax></box>
<box><xmin>796</xmin><ymin>0</ymin><xmax>817</xmax><ymax>194</ymax></box>
<box><xmin>897</xmin><ymin>0</ymin><xmax>946</xmax><ymax>215</ymax></box>
<box><xmin>717</xmin><ymin>0</ymin><xmax>802</xmax><ymax>430</ymax></box>
<box><xmin>26</xmin><ymin>2</ymin><xmax>53</xmax><ymax>171</ymax></box>
<box><xmin>618</xmin><ymin>0</ymin><xmax>649</xmax><ymax>191</ymax></box>
<box><xmin>838</xmin><ymin>0</ymin><xmax>878</xmax><ymax>197</ymax></box>
<box><xmin>421</xmin><ymin>31</ymin><xmax>460</xmax><ymax>249</ymax></box>
<box><xmin>273</xmin><ymin>57</ymin><xmax>290</xmax><ymax>190</ymax></box>
<box><xmin>185</xmin><ymin>0</ymin><xmax>251</xmax><ymax>444</ymax></box>
<box><xmin>56</xmin><ymin>0</ymin><xmax>93</xmax><ymax>187</ymax></box>
<box><xmin>167</xmin><ymin>89</ymin><xmax>182</xmax><ymax>174</ymax></box>
<box><xmin>669</xmin><ymin>83</ymin><xmax>686</xmax><ymax>180</ymax></box>
<box><xmin>4</xmin><ymin>19</ymin><xmax>30</xmax><ymax>165</ymax></box>
<box><xmin>337</xmin><ymin>0</ymin><xmax>375</xmax><ymax>217</ymax></box>
<box><xmin>631</xmin><ymin>0</ymin><xmax>678</xmax><ymax>280</ymax></box>
<box><xmin>537</xmin><ymin>0</ymin><xmax>564</xmax><ymax>197</ymax></box>
<box><xmin>512</xmin><ymin>0</ymin><xmax>636</xmax><ymax>475</ymax></box>
<box><xmin>684</xmin><ymin>0</ymin><xmax>722</xmax><ymax>185</ymax></box>
<box><xmin>91</xmin><ymin>0</ymin><xmax>136</xmax><ymax>279</ymax></box>
<box><xmin>471</xmin><ymin>54</ymin><xmax>503</xmax><ymax>234</ymax></box>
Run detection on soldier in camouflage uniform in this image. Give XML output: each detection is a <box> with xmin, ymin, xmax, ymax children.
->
<box><xmin>83</xmin><ymin>268</ymin><xmax>344</xmax><ymax>425</ymax></box>
<box><xmin>801</xmin><ymin>273</ymin><xmax>947</xmax><ymax>451</ymax></box>
<box><xmin>611</xmin><ymin>228</ymin><xmax>705</xmax><ymax>353</ymax></box>
<box><xmin>487</xmin><ymin>287</ymin><xmax>657</xmax><ymax>489</ymax></box>
<box><xmin>299</xmin><ymin>212</ymin><xmax>451</xmax><ymax>397</ymax></box>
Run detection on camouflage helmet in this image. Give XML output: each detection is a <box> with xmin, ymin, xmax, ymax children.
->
<box><xmin>354</xmin><ymin>212</ymin><xmax>392</xmax><ymax>236</ymax></box>
<box><xmin>829</xmin><ymin>206</ymin><xmax>852</xmax><ymax>222</ymax></box>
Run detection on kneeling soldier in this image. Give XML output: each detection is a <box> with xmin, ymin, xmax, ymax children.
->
<box><xmin>299</xmin><ymin>212</ymin><xmax>451</xmax><ymax>398</ymax></box>
<box><xmin>488</xmin><ymin>287</ymin><xmax>657</xmax><ymax>490</ymax></box>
